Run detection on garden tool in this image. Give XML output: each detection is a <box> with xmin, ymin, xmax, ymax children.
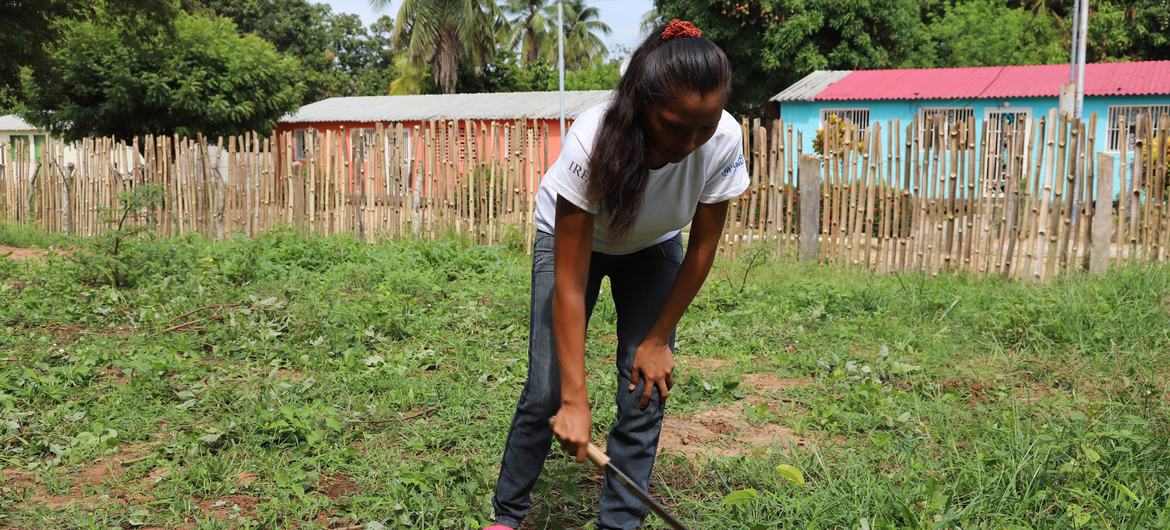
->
<box><xmin>549</xmin><ymin>417</ymin><xmax>691</xmax><ymax>530</ymax></box>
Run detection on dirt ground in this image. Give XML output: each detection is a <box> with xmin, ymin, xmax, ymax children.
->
<box><xmin>0</xmin><ymin>245</ymin><xmax>54</xmax><ymax>261</ymax></box>
<box><xmin>658</xmin><ymin>361</ymin><xmax>816</xmax><ymax>458</ymax></box>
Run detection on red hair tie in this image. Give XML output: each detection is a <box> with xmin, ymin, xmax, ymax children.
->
<box><xmin>661</xmin><ymin>19</ymin><xmax>702</xmax><ymax>41</ymax></box>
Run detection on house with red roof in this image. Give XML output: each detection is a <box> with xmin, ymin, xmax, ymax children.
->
<box><xmin>771</xmin><ymin>61</ymin><xmax>1170</xmax><ymax>156</ymax></box>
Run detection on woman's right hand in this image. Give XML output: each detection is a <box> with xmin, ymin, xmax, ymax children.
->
<box><xmin>551</xmin><ymin>402</ymin><xmax>592</xmax><ymax>462</ymax></box>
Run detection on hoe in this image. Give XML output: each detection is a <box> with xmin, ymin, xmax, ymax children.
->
<box><xmin>550</xmin><ymin>417</ymin><xmax>691</xmax><ymax>530</ymax></box>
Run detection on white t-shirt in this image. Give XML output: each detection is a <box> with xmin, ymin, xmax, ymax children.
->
<box><xmin>534</xmin><ymin>102</ymin><xmax>751</xmax><ymax>255</ymax></box>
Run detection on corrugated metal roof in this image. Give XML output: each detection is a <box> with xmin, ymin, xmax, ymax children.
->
<box><xmin>281</xmin><ymin>90</ymin><xmax>614</xmax><ymax>123</ymax></box>
<box><xmin>812</xmin><ymin>61</ymin><xmax>1170</xmax><ymax>101</ymax></box>
<box><xmin>0</xmin><ymin>114</ymin><xmax>38</xmax><ymax>131</ymax></box>
<box><xmin>770</xmin><ymin>70</ymin><xmax>852</xmax><ymax>102</ymax></box>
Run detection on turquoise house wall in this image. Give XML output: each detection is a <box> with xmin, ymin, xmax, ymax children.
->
<box><xmin>778</xmin><ymin>95</ymin><xmax>1169</xmax><ymax>195</ymax></box>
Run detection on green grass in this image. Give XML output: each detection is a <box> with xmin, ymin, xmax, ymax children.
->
<box><xmin>0</xmin><ymin>221</ymin><xmax>81</xmax><ymax>249</ymax></box>
<box><xmin>1</xmin><ymin>223</ymin><xmax>1169</xmax><ymax>529</ymax></box>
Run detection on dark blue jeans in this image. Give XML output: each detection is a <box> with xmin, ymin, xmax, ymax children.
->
<box><xmin>492</xmin><ymin>229</ymin><xmax>684</xmax><ymax>529</ymax></box>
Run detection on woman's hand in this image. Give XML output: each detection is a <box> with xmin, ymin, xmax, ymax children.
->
<box><xmin>551</xmin><ymin>402</ymin><xmax>592</xmax><ymax>462</ymax></box>
<box><xmin>630</xmin><ymin>339</ymin><xmax>674</xmax><ymax>409</ymax></box>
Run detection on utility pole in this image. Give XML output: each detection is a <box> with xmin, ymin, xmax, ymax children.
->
<box><xmin>1074</xmin><ymin>0</ymin><xmax>1089</xmax><ymax>119</ymax></box>
<box><xmin>1069</xmin><ymin>0</ymin><xmax>1080</xmax><ymax>84</ymax></box>
<box><xmin>558</xmin><ymin>0</ymin><xmax>566</xmax><ymax>144</ymax></box>
<box><xmin>1061</xmin><ymin>0</ymin><xmax>1089</xmax><ymax>118</ymax></box>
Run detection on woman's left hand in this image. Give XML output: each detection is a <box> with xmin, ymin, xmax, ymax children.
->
<box><xmin>629</xmin><ymin>340</ymin><xmax>674</xmax><ymax>409</ymax></box>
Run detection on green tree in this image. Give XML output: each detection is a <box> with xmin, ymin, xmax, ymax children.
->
<box><xmin>0</xmin><ymin>85</ymin><xmax>19</xmax><ymax>114</ymax></box>
<box><xmin>651</xmin><ymin>0</ymin><xmax>1165</xmax><ymax>117</ymax></box>
<box><xmin>655</xmin><ymin>0</ymin><xmax>926</xmax><ymax>115</ymax></box>
<box><xmin>21</xmin><ymin>11</ymin><xmax>302</xmax><ymax>141</ymax></box>
<box><xmin>756</xmin><ymin>1</ymin><xmax>926</xmax><ymax>83</ymax></box>
<box><xmin>641</xmin><ymin>6</ymin><xmax>664</xmax><ymax>34</ymax></box>
<box><xmin>326</xmin><ymin>13</ymin><xmax>399</xmax><ymax>96</ymax></box>
<box><xmin>1008</xmin><ymin>0</ymin><xmax>1071</xmax><ymax>16</ymax></box>
<box><xmin>457</xmin><ymin>51</ymin><xmax>620</xmax><ymax>93</ymax></box>
<box><xmin>389</xmin><ymin>53</ymin><xmax>433</xmax><ymax>94</ymax></box>
<box><xmin>457</xmin><ymin>50</ymin><xmax>555</xmax><ymax>93</ymax></box>
<box><xmin>374</xmin><ymin>0</ymin><xmax>508</xmax><ymax>94</ymax></box>
<box><xmin>356</xmin><ymin>15</ymin><xmax>402</xmax><ymax>95</ymax></box>
<box><xmin>560</xmin><ymin>0</ymin><xmax>613</xmax><ymax>69</ymax></box>
<box><xmin>506</xmin><ymin>0</ymin><xmax>556</xmax><ymax>64</ymax></box>
<box><xmin>183</xmin><ymin>0</ymin><xmax>397</xmax><ymax>101</ymax></box>
<box><xmin>182</xmin><ymin>0</ymin><xmax>332</xmax><ymax>101</ymax></box>
<box><xmin>1</xmin><ymin>0</ymin><xmax>176</xmax><ymax>112</ymax></box>
<box><xmin>563</xmin><ymin>59</ymin><xmax>622</xmax><ymax>90</ymax></box>
<box><xmin>1086</xmin><ymin>0</ymin><xmax>1170</xmax><ymax>62</ymax></box>
<box><xmin>906</xmin><ymin>0</ymin><xmax>1067</xmax><ymax>68</ymax></box>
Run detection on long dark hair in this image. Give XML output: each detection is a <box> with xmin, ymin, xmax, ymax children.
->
<box><xmin>585</xmin><ymin>22</ymin><xmax>732</xmax><ymax>240</ymax></box>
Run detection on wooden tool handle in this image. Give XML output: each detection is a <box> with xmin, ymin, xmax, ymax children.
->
<box><xmin>585</xmin><ymin>443</ymin><xmax>610</xmax><ymax>467</ymax></box>
<box><xmin>548</xmin><ymin>416</ymin><xmax>610</xmax><ymax>468</ymax></box>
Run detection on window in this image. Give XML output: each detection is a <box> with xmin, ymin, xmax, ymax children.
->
<box><xmin>820</xmin><ymin>108</ymin><xmax>870</xmax><ymax>132</ymax></box>
<box><xmin>984</xmin><ymin>109</ymin><xmax>1031</xmax><ymax>197</ymax></box>
<box><xmin>293</xmin><ymin>128</ymin><xmax>318</xmax><ymax>161</ymax></box>
<box><xmin>917</xmin><ymin>107</ymin><xmax>975</xmax><ymax>146</ymax></box>
<box><xmin>985</xmin><ymin>109</ymin><xmax>1031</xmax><ymax>153</ymax></box>
<box><xmin>1107</xmin><ymin>105</ymin><xmax>1170</xmax><ymax>151</ymax></box>
<box><xmin>401</xmin><ymin>128</ymin><xmax>413</xmax><ymax>166</ymax></box>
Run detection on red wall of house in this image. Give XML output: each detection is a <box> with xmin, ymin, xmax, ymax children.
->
<box><xmin>273</xmin><ymin>118</ymin><xmax>571</xmax><ymax>198</ymax></box>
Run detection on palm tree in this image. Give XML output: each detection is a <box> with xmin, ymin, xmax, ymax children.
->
<box><xmin>640</xmin><ymin>7</ymin><xmax>664</xmax><ymax>36</ymax></box>
<box><xmin>559</xmin><ymin>0</ymin><xmax>612</xmax><ymax>69</ymax></box>
<box><xmin>370</xmin><ymin>0</ymin><xmax>507</xmax><ymax>94</ymax></box>
<box><xmin>388</xmin><ymin>53</ymin><xmax>428</xmax><ymax>94</ymax></box>
<box><xmin>506</xmin><ymin>0</ymin><xmax>554</xmax><ymax>64</ymax></box>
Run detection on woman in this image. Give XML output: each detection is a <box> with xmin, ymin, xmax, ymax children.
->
<box><xmin>486</xmin><ymin>19</ymin><xmax>747</xmax><ymax>530</ymax></box>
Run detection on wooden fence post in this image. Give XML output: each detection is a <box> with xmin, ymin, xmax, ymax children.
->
<box><xmin>1090</xmin><ymin>152</ymin><xmax>1115</xmax><ymax>273</ymax></box>
<box><xmin>799</xmin><ymin>154</ymin><xmax>821</xmax><ymax>262</ymax></box>
<box><xmin>61</xmin><ymin>161</ymin><xmax>74</xmax><ymax>235</ymax></box>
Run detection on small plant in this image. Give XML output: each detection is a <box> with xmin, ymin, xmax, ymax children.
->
<box><xmin>743</xmin><ymin>401</ymin><xmax>777</xmax><ymax>424</ymax></box>
<box><xmin>685</xmin><ymin>374</ymin><xmax>744</xmax><ymax>403</ymax></box>
<box><xmin>71</xmin><ymin>182</ymin><xmax>164</xmax><ymax>288</ymax></box>
<box><xmin>720</xmin><ymin>243</ymin><xmax>770</xmax><ymax>294</ymax></box>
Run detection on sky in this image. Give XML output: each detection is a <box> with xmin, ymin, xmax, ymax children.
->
<box><xmin>319</xmin><ymin>0</ymin><xmax>655</xmax><ymax>58</ymax></box>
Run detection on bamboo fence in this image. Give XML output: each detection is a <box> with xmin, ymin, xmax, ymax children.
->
<box><xmin>718</xmin><ymin>110</ymin><xmax>1168</xmax><ymax>280</ymax></box>
<box><xmin>1</xmin><ymin>111</ymin><xmax>1167</xmax><ymax>280</ymax></box>
<box><xmin>0</xmin><ymin>119</ymin><xmax>550</xmax><ymax>248</ymax></box>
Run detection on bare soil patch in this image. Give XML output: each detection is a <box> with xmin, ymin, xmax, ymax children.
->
<box><xmin>308</xmin><ymin>472</ymin><xmax>361</xmax><ymax>529</ymax></box>
<box><xmin>660</xmin><ymin>401</ymin><xmax>810</xmax><ymax>458</ymax></box>
<box><xmin>102</xmin><ymin>364</ymin><xmax>130</xmax><ymax>384</ymax></box>
<box><xmin>235</xmin><ymin>471</ymin><xmax>260</xmax><ymax>489</ymax></box>
<box><xmin>684</xmin><ymin>357</ymin><xmax>731</xmax><ymax>372</ymax></box>
<box><xmin>2</xmin><ymin>441</ymin><xmax>164</xmax><ymax>512</ymax></box>
<box><xmin>741</xmin><ymin>372</ymin><xmax>813</xmax><ymax>393</ymax></box>
<box><xmin>660</xmin><ymin>371</ymin><xmax>814</xmax><ymax>458</ymax></box>
<box><xmin>942</xmin><ymin>373</ymin><xmax>1053</xmax><ymax>406</ymax></box>
<box><xmin>1014</xmin><ymin>381</ymin><xmax>1051</xmax><ymax>403</ymax></box>
<box><xmin>273</xmin><ymin>368</ymin><xmax>306</xmax><ymax>381</ymax></box>
<box><xmin>0</xmin><ymin>245</ymin><xmax>55</xmax><ymax>261</ymax></box>
<box><xmin>315</xmin><ymin>472</ymin><xmax>359</xmax><ymax>501</ymax></box>
<box><xmin>196</xmin><ymin>494</ymin><xmax>259</xmax><ymax>521</ymax></box>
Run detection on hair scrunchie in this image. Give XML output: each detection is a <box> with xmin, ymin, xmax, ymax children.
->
<box><xmin>661</xmin><ymin>19</ymin><xmax>702</xmax><ymax>41</ymax></box>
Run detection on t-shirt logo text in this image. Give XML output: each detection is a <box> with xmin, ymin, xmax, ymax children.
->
<box><xmin>721</xmin><ymin>153</ymin><xmax>745</xmax><ymax>177</ymax></box>
<box><xmin>568</xmin><ymin>160</ymin><xmax>588</xmax><ymax>180</ymax></box>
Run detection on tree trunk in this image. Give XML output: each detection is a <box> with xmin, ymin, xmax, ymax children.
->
<box><xmin>433</xmin><ymin>25</ymin><xmax>459</xmax><ymax>94</ymax></box>
<box><xmin>525</xmin><ymin>28</ymin><xmax>538</xmax><ymax>63</ymax></box>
